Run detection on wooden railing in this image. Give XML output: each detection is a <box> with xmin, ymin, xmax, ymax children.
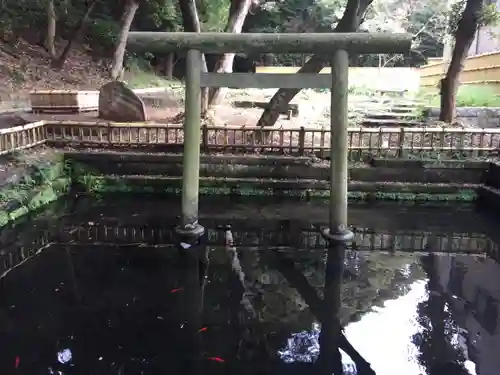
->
<box><xmin>1</xmin><ymin>120</ymin><xmax>500</xmax><ymax>159</ymax></box>
<box><xmin>55</xmin><ymin>223</ymin><xmax>494</xmax><ymax>254</ymax></box>
<box><xmin>43</xmin><ymin>121</ymin><xmax>500</xmax><ymax>159</ymax></box>
<box><xmin>0</xmin><ymin>231</ymin><xmax>52</xmax><ymax>278</ymax></box>
<box><xmin>0</xmin><ymin>121</ymin><xmax>46</xmax><ymax>156</ymax></box>
<box><xmin>0</xmin><ymin>224</ymin><xmax>495</xmax><ymax>277</ymax></box>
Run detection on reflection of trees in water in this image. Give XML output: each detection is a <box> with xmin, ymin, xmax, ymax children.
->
<box><xmin>412</xmin><ymin>255</ymin><xmax>471</xmax><ymax>375</ymax></box>
<box><xmin>1</xmin><ymin>236</ymin><xmax>456</xmax><ymax>374</ymax></box>
<box><xmin>223</xmin><ymin>248</ymin><xmax>426</xmax><ymax>329</ymax></box>
<box><xmin>213</xmin><ymin>245</ymin><xmax>425</xmax><ymax>374</ymax></box>
<box><xmin>341</xmin><ymin>251</ymin><xmax>425</xmax><ymax>325</ymax></box>
<box><xmin>269</xmin><ymin>250</ymin><xmax>426</xmax><ymax>373</ymax></box>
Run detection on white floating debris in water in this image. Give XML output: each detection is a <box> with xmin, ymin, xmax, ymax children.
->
<box><xmin>180</xmin><ymin>242</ymin><xmax>191</xmax><ymax>249</ymax></box>
<box><xmin>99</xmin><ymin>357</ymin><xmax>103</xmax><ymax>361</ymax></box>
<box><xmin>57</xmin><ymin>348</ymin><xmax>72</xmax><ymax>364</ymax></box>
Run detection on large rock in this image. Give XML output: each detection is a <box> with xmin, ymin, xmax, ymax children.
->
<box><xmin>98</xmin><ymin>81</ymin><xmax>146</xmax><ymax>122</ymax></box>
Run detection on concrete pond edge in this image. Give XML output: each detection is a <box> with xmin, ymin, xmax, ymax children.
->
<box><xmin>4</xmin><ymin>152</ymin><xmax>500</xmax><ymax>231</ymax></box>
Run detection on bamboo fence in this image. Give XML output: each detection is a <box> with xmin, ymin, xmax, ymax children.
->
<box><xmin>2</xmin><ymin>120</ymin><xmax>500</xmax><ymax>159</ymax></box>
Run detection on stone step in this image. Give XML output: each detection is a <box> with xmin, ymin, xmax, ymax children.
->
<box><xmin>361</xmin><ymin>111</ymin><xmax>420</xmax><ymax>120</ymax></box>
<box><xmin>232</xmin><ymin>100</ymin><xmax>299</xmax><ymax>117</ymax></box>
<box><xmin>360</xmin><ymin>118</ymin><xmax>424</xmax><ymax>127</ymax></box>
<box><xmin>97</xmin><ymin>175</ymin><xmax>479</xmax><ymax>196</ymax></box>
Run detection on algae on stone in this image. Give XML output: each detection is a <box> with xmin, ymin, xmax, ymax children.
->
<box><xmin>0</xmin><ymin>151</ymin><xmax>69</xmax><ymax>228</ymax></box>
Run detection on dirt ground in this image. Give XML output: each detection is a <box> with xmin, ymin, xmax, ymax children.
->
<box><xmin>1</xmin><ymin>88</ymin><xmax>337</xmax><ymax>129</ymax></box>
<box><xmin>210</xmin><ymin>89</ymin><xmax>334</xmax><ymax>129</ymax></box>
<box><xmin>2</xmin><ymin>86</ymin><xmax>417</xmax><ymax>131</ymax></box>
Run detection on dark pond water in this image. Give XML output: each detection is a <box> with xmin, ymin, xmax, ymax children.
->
<box><xmin>1</xmin><ymin>196</ymin><xmax>500</xmax><ymax>375</ymax></box>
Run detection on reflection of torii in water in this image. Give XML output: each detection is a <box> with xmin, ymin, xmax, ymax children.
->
<box><xmin>221</xmin><ymin>225</ymin><xmax>376</xmax><ymax>375</ymax></box>
<box><xmin>267</xmin><ymin>250</ymin><xmax>376</xmax><ymax>375</ymax></box>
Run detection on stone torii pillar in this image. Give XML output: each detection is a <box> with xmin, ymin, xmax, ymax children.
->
<box><xmin>126</xmin><ymin>32</ymin><xmax>411</xmax><ymax>242</ymax></box>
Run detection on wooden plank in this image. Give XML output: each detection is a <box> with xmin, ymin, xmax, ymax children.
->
<box><xmin>201</xmin><ymin>72</ymin><xmax>331</xmax><ymax>89</ymax></box>
<box><xmin>127</xmin><ymin>32</ymin><xmax>412</xmax><ymax>54</ymax></box>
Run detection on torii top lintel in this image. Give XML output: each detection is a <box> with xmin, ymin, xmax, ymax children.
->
<box><xmin>127</xmin><ymin>32</ymin><xmax>412</xmax><ymax>55</ymax></box>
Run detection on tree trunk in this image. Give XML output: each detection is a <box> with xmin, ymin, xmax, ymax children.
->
<box><xmin>264</xmin><ymin>53</ymin><xmax>274</xmax><ymax>66</ymax></box>
<box><xmin>256</xmin><ymin>0</ymin><xmax>373</xmax><ymax>128</ymax></box>
<box><xmin>439</xmin><ymin>0</ymin><xmax>482</xmax><ymax>123</ymax></box>
<box><xmin>110</xmin><ymin>0</ymin><xmax>140</xmax><ymax>80</ymax></box>
<box><xmin>207</xmin><ymin>0</ymin><xmax>254</xmax><ymax>108</ymax></box>
<box><xmin>46</xmin><ymin>0</ymin><xmax>57</xmax><ymax>58</ymax></box>
<box><xmin>165</xmin><ymin>52</ymin><xmax>175</xmax><ymax>79</ymax></box>
<box><xmin>178</xmin><ymin>0</ymin><xmax>209</xmax><ymax>113</ymax></box>
<box><xmin>51</xmin><ymin>0</ymin><xmax>97</xmax><ymax>70</ymax></box>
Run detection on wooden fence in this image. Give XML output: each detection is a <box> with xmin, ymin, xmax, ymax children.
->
<box><xmin>420</xmin><ymin>50</ymin><xmax>500</xmax><ymax>90</ymax></box>
<box><xmin>53</xmin><ymin>223</ymin><xmax>497</xmax><ymax>254</ymax></box>
<box><xmin>255</xmin><ymin>66</ymin><xmax>420</xmax><ymax>92</ymax></box>
<box><xmin>2</xmin><ymin>120</ymin><xmax>500</xmax><ymax>159</ymax></box>
<box><xmin>0</xmin><ymin>223</ymin><xmax>496</xmax><ymax>277</ymax></box>
<box><xmin>43</xmin><ymin>121</ymin><xmax>500</xmax><ymax>159</ymax></box>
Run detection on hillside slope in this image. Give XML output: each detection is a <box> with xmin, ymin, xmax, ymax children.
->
<box><xmin>0</xmin><ymin>37</ymin><xmax>176</xmax><ymax>110</ymax></box>
<box><xmin>0</xmin><ymin>38</ymin><xmax>112</xmax><ymax>108</ymax></box>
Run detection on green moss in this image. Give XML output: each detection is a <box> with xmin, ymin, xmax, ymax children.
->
<box><xmin>0</xmin><ymin>156</ymin><xmax>70</xmax><ymax>228</ymax></box>
<box><xmin>71</xmin><ymin>172</ymin><xmax>477</xmax><ymax>202</ymax></box>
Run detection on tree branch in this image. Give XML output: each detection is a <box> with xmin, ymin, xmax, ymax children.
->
<box><xmin>255</xmin><ymin>0</ymin><xmax>374</xmax><ymax>129</ymax></box>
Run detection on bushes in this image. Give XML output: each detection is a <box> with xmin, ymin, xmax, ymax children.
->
<box><xmin>425</xmin><ymin>85</ymin><xmax>500</xmax><ymax>107</ymax></box>
<box><xmin>86</xmin><ymin>18</ymin><xmax>120</xmax><ymax>56</ymax></box>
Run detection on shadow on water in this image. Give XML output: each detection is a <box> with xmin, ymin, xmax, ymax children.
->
<box><xmin>0</xmin><ymin>195</ymin><xmax>499</xmax><ymax>374</ymax></box>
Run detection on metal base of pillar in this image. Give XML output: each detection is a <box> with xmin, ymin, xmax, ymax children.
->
<box><xmin>321</xmin><ymin>227</ymin><xmax>354</xmax><ymax>244</ymax></box>
<box><xmin>174</xmin><ymin>222</ymin><xmax>205</xmax><ymax>240</ymax></box>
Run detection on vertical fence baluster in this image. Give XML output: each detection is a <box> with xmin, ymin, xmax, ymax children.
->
<box><xmin>299</xmin><ymin>127</ymin><xmax>305</xmax><ymax>156</ymax></box>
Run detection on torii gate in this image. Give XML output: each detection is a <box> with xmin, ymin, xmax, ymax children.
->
<box><xmin>127</xmin><ymin>32</ymin><xmax>410</xmax><ymax>374</ymax></box>
<box><xmin>126</xmin><ymin>32</ymin><xmax>411</xmax><ymax>244</ymax></box>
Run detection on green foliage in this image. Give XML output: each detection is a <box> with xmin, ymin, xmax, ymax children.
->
<box><xmin>86</xmin><ymin>18</ymin><xmax>120</xmax><ymax>53</ymax></box>
<box><xmin>133</xmin><ymin>0</ymin><xmax>181</xmax><ymax>31</ymax></box>
<box><xmin>199</xmin><ymin>0</ymin><xmax>231</xmax><ymax>31</ymax></box>
<box><xmin>0</xmin><ymin>0</ymin><xmax>45</xmax><ymax>34</ymax></box>
<box><xmin>447</xmin><ymin>0</ymin><xmax>466</xmax><ymax>36</ymax></box>
<box><xmin>0</xmin><ymin>0</ymin><xmax>448</xmax><ymax>69</ymax></box>
<box><xmin>447</xmin><ymin>0</ymin><xmax>500</xmax><ymax>36</ymax></box>
<box><xmin>480</xmin><ymin>3</ymin><xmax>500</xmax><ymax>27</ymax></box>
<box><xmin>123</xmin><ymin>57</ymin><xmax>179</xmax><ymax>88</ymax></box>
<box><xmin>425</xmin><ymin>85</ymin><xmax>500</xmax><ymax>107</ymax></box>
<box><xmin>455</xmin><ymin>85</ymin><xmax>500</xmax><ymax>107</ymax></box>
<box><xmin>0</xmin><ymin>153</ymin><xmax>69</xmax><ymax>228</ymax></box>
